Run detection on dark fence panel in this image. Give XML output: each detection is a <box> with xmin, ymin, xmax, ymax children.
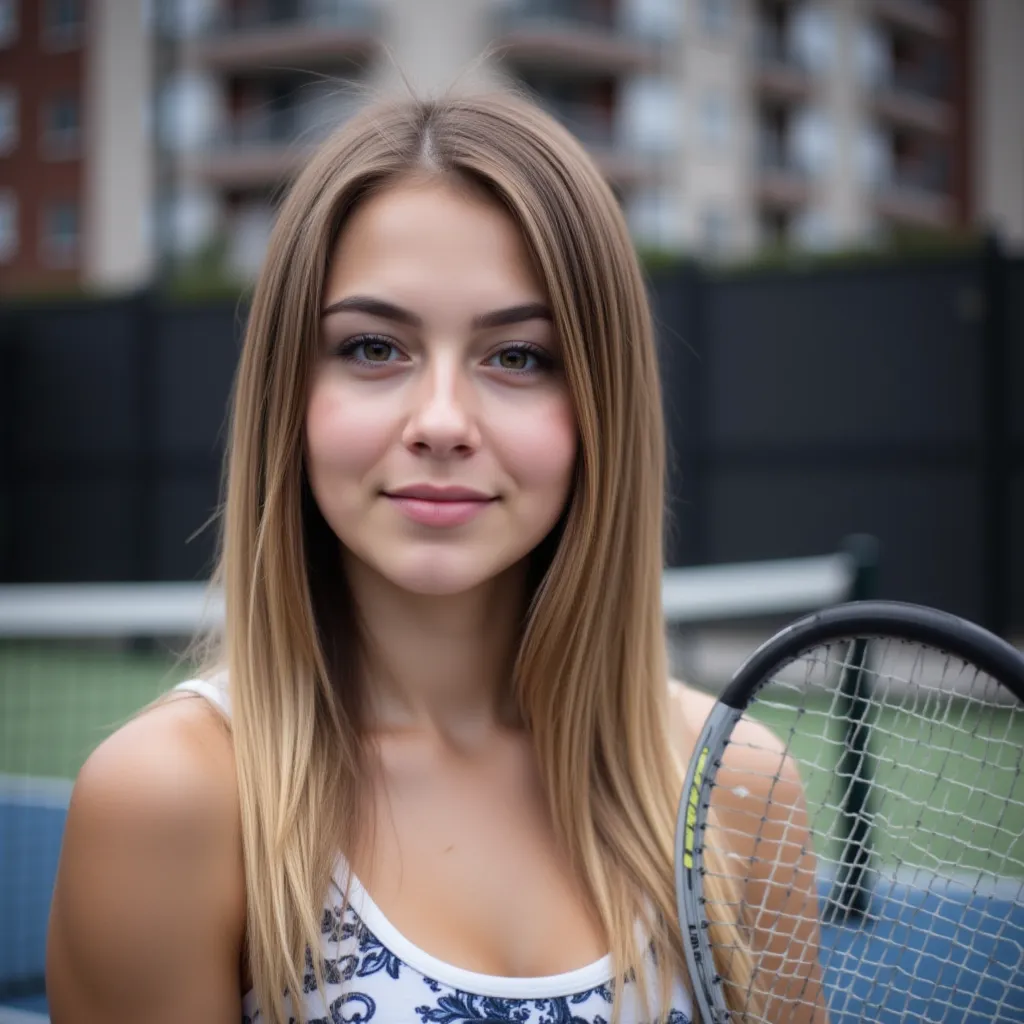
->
<box><xmin>153</xmin><ymin>302</ymin><xmax>244</xmax><ymax>580</ymax></box>
<box><xmin>0</xmin><ymin>310</ymin><xmax>13</xmax><ymax>576</ymax></box>
<box><xmin>703</xmin><ymin>259</ymin><xmax>984</xmax><ymax>450</ymax></box>
<box><xmin>650</xmin><ymin>264</ymin><xmax>704</xmax><ymax>568</ymax></box>
<box><xmin>1012</xmin><ymin>470</ymin><xmax>1024</xmax><ymax>633</ymax></box>
<box><xmin>1007</xmin><ymin>257</ymin><xmax>1024</xmax><ymax>629</ymax></box>
<box><xmin>649</xmin><ymin>245</ymin><xmax>1018</xmax><ymax>634</ymax></box>
<box><xmin>2</xmin><ymin>243</ymin><xmax>1022</xmax><ymax>633</ymax></box>
<box><xmin>4</xmin><ymin>299</ymin><xmax>150</xmax><ymax>581</ymax></box>
<box><xmin>701</xmin><ymin>257</ymin><xmax>986</xmax><ymax>624</ymax></box>
<box><xmin>1008</xmin><ymin>258</ymin><xmax>1024</xmax><ymax>448</ymax></box>
<box><xmin>0</xmin><ymin>297</ymin><xmax>243</xmax><ymax>584</ymax></box>
<box><xmin>705</xmin><ymin>466</ymin><xmax>985</xmax><ymax>621</ymax></box>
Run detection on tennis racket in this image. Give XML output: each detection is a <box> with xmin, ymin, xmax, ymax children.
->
<box><xmin>674</xmin><ymin>600</ymin><xmax>1024</xmax><ymax>1024</ymax></box>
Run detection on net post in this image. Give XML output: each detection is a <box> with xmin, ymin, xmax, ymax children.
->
<box><xmin>824</xmin><ymin>534</ymin><xmax>880</xmax><ymax>923</ymax></box>
<box><xmin>843</xmin><ymin>533</ymin><xmax>879</xmax><ymax>607</ymax></box>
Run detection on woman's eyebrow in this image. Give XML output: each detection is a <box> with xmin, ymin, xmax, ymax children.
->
<box><xmin>319</xmin><ymin>296</ymin><xmax>552</xmax><ymax>330</ymax></box>
<box><xmin>320</xmin><ymin>296</ymin><xmax>420</xmax><ymax>326</ymax></box>
<box><xmin>471</xmin><ymin>302</ymin><xmax>553</xmax><ymax>329</ymax></box>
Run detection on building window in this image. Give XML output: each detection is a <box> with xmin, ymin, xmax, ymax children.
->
<box><xmin>627</xmin><ymin>189</ymin><xmax>682</xmax><ymax>250</ymax></box>
<box><xmin>42</xmin><ymin>200</ymin><xmax>79</xmax><ymax>266</ymax></box>
<box><xmin>0</xmin><ymin>86</ymin><xmax>16</xmax><ymax>154</ymax></box>
<box><xmin>42</xmin><ymin>92</ymin><xmax>80</xmax><ymax>156</ymax></box>
<box><xmin>620</xmin><ymin>76</ymin><xmax>680</xmax><ymax>155</ymax></box>
<box><xmin>791</xmin><ymin>107</ymin><xmax>835</xmax><ymax>178</ymax></box>
<box><xmin>856</xmin><ymin>126</ymin><xmax>890</xmax><ymax>189</ymax></box>
<box><xmin>0</xmin><ymin>0</ymin><xmax>18</xmax><ymax>48</ymax></box>
<box><xmin>700</xmin><ymin>0</ymin><xmax>731</xmax><ymax>36</ymax></box>
<box><xmin>793</xmin><ymin>209</ymin><xmax>834</xmax><ymax>252</ymax></box>
<box><xmin>700</xmin><ymin>207</ymin><xmax>730</xmax><ymax>257</ymax></box>
<box><xmin>42</xmin><ymin>0</ymin><xmax>82</xmax><ymax>49</ymax></box>
<box><xmin>699</xmin><ymin>91</ymin><xmax>731</xmax><ymax>148</ymax></box>
<box><xmin>229</xmin><ymin>202</ymin><xmax>276</xmax><ymax>279</ymax></box>
<box><xmin>792</xmin><ymin>6</ymin><xmax>836</xmax><ymax>75</ymax></box>
<box><xmin>0</xmin><ymin>190</ymin><xmax>16</xmax><ymax>261</ymax></box>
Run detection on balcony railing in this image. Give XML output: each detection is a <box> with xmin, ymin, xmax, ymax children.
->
<box><xmin>872</xmin><ymin>68</ymin><xmax>951</xmax><ymax>135</ymax></box>
<box><xmin>503</xmin><ymin>0</ymin><xmax>620</xmax><ymax>32</ymax></box>
<box><xmin>194</xmin><ymin>1</ymin><xmax>379</xmax><ymax>70</ymax></box>
<box><xmin>754</xmin><ymin>28</ymin><xmax>813</xmax><ymax>101</ymax></box>
<box><xmin>874</xmin><ymin>158</ymin><xmax>953</xmax><ymax>227</ymax></box>
<box><xmin>869</xmin><ymin>0</ymin><xmax>951</xmax><ymax>39</ymax></box>
<box><xmin>193</xmin><ymin>100</ymin><xmax>356</xmax><ymax>188</ymax></box>
<box><xmin>204</xmin><ymin>1</ymin><xmax>377</xmax><ymax>35</ymax></box>
<box><xmin>546</xmin><ymin>100</ymin><xmax>615</xmax><ymax>147</ymax></box>
<box><xmin>495</xmin><ymin>0</ymin><xmax>666</xmax><ymax>75</ymax></box>
<box><xmin>880</xmin><ymin>62</ymin><xmax>949</xmax><ymax>103</ymax></box>
<box><xmin>229</xmin><ymin>106</ymin><xmax>334</xmax><ymax>147</ymax></box>
<box><xmin>757</xmin><ymin>137</ymin><xmax>811</xmax><ymax>208</ymax></box>
<box><xmin>537</xmin><ymin>98</ymin><xmax>656</xmax><ymax>187</ymax></box>
<box><xmin>756</xmin><ymin>30</ymin><xmax>810</xmax><ymax>74</ymax></box>
<box><xmin>759</xmin><ymin>138</ymin><xmax>806</xmax><ymax>177</ymax></box>
<box><xmin>884</xmin><ymin>158</ymin><xmax>950</xmax><ymax>195</ymax></box>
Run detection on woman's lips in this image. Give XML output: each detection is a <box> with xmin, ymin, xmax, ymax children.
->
<box><xmin>384</xmin><ymin>489</ymin><xmax>496</xmax><ymax>527</ymax></box>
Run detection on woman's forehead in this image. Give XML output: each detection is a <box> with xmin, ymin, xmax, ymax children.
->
<box><xmin>323</xmin><ymin>180</ymin><xmax>549</xmax><ymax>317</ymax></box>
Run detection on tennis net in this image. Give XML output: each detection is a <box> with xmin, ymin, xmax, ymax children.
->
<box><xmin>0</xmin><ymin>546</ymin><xmax>870</xmax><ymax>1020</ymax></box>
<box><xmin>0</xmin><ymin>586</ymin><xmax>213</xmax><ymax>1019</ymax></box>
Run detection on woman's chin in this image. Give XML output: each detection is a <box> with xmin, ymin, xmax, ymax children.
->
<box><xmin>363</xmin><ymin>547</ymin><xmax>528</xmax><ymax>600</ymax></box>
<box><xmin>381</xmin><ymin>565</ymin><xmax>502</xmax><ymax>599</ymax></box>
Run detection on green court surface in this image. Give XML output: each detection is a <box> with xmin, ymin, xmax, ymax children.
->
<box><xmin>748</xmin><ymin>695</ymin><xmax>1024</xmax><ymax>877</ymax></box>
<box><xmin>0</xmin><ymin>642</ymin><xmax>187</xmax><ymax>779</ymax></box>
<box><xmin>3</xmin><ymin>642</ymin><xmax>1023</xmax><ymax>882</ymax></box>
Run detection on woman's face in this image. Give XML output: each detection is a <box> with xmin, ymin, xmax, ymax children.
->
<box><xmin>306</xmin><ymin>178</ymin><xmax>578</xmax><ymax>598</ymax></box>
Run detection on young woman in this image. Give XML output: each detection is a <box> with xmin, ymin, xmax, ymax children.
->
<box><xmin>46</xmin><ymin>93</ymin><xmax>824</xmax><ymax>1024</ymax></box>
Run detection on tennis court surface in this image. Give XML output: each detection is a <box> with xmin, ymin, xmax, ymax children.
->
<box><xmin>2</xmin><ymin>583</ymin><xmax>1023</xmax><ymax>1021</ymax></box>
<box><xmin>5</xmin><ymin>775</ymin><xmax>1022</xmax><ymax>1023</ymax></box>
<box><xmin>2</xmin><ymin>640</ymin><xmax>177</xmax><ymax>1020</ymax></box>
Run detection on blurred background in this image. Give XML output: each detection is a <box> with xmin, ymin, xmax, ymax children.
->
<box><xmin>1</xmin><ymin>0</ymin><xmax>1023</xmax><ymax>288</ymax></box>
<box><xmin>1</xmin><ymin>3</ymin><xmax>1024</xmax><ymax>1018</ymax></box>
<box><xmin>1</xmin><ymin>0</ymin><xmax>1023</xmax><ymax>629</ymax></box>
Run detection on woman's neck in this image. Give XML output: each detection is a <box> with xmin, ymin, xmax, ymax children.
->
<box><xmin>345</xmin><ymin>556</ymin><xmax>528</xmax><ymax>743</ymax></box>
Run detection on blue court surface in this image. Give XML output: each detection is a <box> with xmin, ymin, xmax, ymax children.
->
<box><xmin>819</xmin><ymin>874</ymin><xmax>1024</xmax><ymax>1022</ymax></box>
<box><xmin>2</xmin><ymin>790</ymin><xmax>1023</xmax><ymax>1022</ymax></box>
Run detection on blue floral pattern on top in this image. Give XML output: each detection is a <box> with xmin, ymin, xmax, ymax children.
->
<box><xmin>240</xmin><ymin>896</ymin><xmax>692</xmax><ymax>1024</ymax></box>
<box><xmin>168</xmin><ymin>683</ymin><xmax>690</xmax><ymax>1024</ymax></box>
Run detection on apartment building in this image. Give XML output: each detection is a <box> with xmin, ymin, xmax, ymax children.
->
<box><xmin>676</xmin><ymin>0</ymin><xmax>975</xmax><ymax>256</ymax></box>
<box><xmin>171</xmin><ymin>0</ymin><xmax>1023</xmax><ymax>274</ymax></box>
<box><xmin>1</xmin><ymin>0</ymin><xmax>1022</xmax><ymax>293</ymax></box>
<box><xmin>0</xmin><ymin>0</ymin><xmax>152</xmax><ymax>294</ymax></box>
<box><xmin>171</xmin><ymin>0</ymin><xmax>682</xmax><ymax>276</ymax></box>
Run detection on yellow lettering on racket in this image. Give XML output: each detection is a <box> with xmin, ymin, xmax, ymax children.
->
<box><xmin>683</xmin><ymin>746</ymin><xmax>709</xmax><ymax>869</ymax></box>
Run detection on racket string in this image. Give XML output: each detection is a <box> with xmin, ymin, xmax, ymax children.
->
<box><xmin>690</xmin><ymin>636</ymin><xmax>1024</xmax><ymax>1022</ymax></box>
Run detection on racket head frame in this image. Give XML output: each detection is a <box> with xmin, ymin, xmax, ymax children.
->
<box><xmin>674</xmin><ymin>599</ymin><xmax>1024</xmax><ymax>1023</ymax></box>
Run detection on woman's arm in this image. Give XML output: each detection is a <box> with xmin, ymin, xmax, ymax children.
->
<box><xmin>719</xmin><ymin>731</ymin><xmax>826</xmax><ymax>1023</ymax></box>
<box><xmin>46</xmin><ymin>696</ymin><xmax>246</xmax><ymax>1024</ymax></box>
<box><xmin>669</xmin><ymin>682</ymin><xmax>828</xmax><ymax>1023</ymax></box>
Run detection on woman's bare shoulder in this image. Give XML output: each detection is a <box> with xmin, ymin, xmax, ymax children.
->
<box><xmin>46</xmin><ymin>691</ymin><xmax>245</xmax><ymax>1023</ymax></box>
<box><xmin>70</xmin><ymin>690</ymin><xmax>240</xmax><ymax>837</ymax></box>
<box><xmin>667</xmin><ymin>677</ymin><xmax>786</xmax><ymax>764</ymax></box>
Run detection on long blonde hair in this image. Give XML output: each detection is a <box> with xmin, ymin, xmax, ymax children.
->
<box><xmin>209</xmin><ymin>90</ymin><xmax>756</xmax><ymax>1024</ymax></box>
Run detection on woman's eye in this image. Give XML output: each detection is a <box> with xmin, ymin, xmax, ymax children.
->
<box><xmin>488</xmin><ymin>345</ymin><xmax>549</xmax><ymax>373</ymax></box>
<box><xmin>361</xmin><ymin>340</ymin><xmax>395</xmax><ymax>362</ymax></box>
<box><xmin>338</xmin><ymin>337</ymin><xmax>400</xmax><ymax>364</ymax></box>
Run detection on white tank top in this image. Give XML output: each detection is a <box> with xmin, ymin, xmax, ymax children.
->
<box><xmin>174</xmin><ymin>678</ymin><xmax>693</xmax><ymax>1024</ymax></box>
